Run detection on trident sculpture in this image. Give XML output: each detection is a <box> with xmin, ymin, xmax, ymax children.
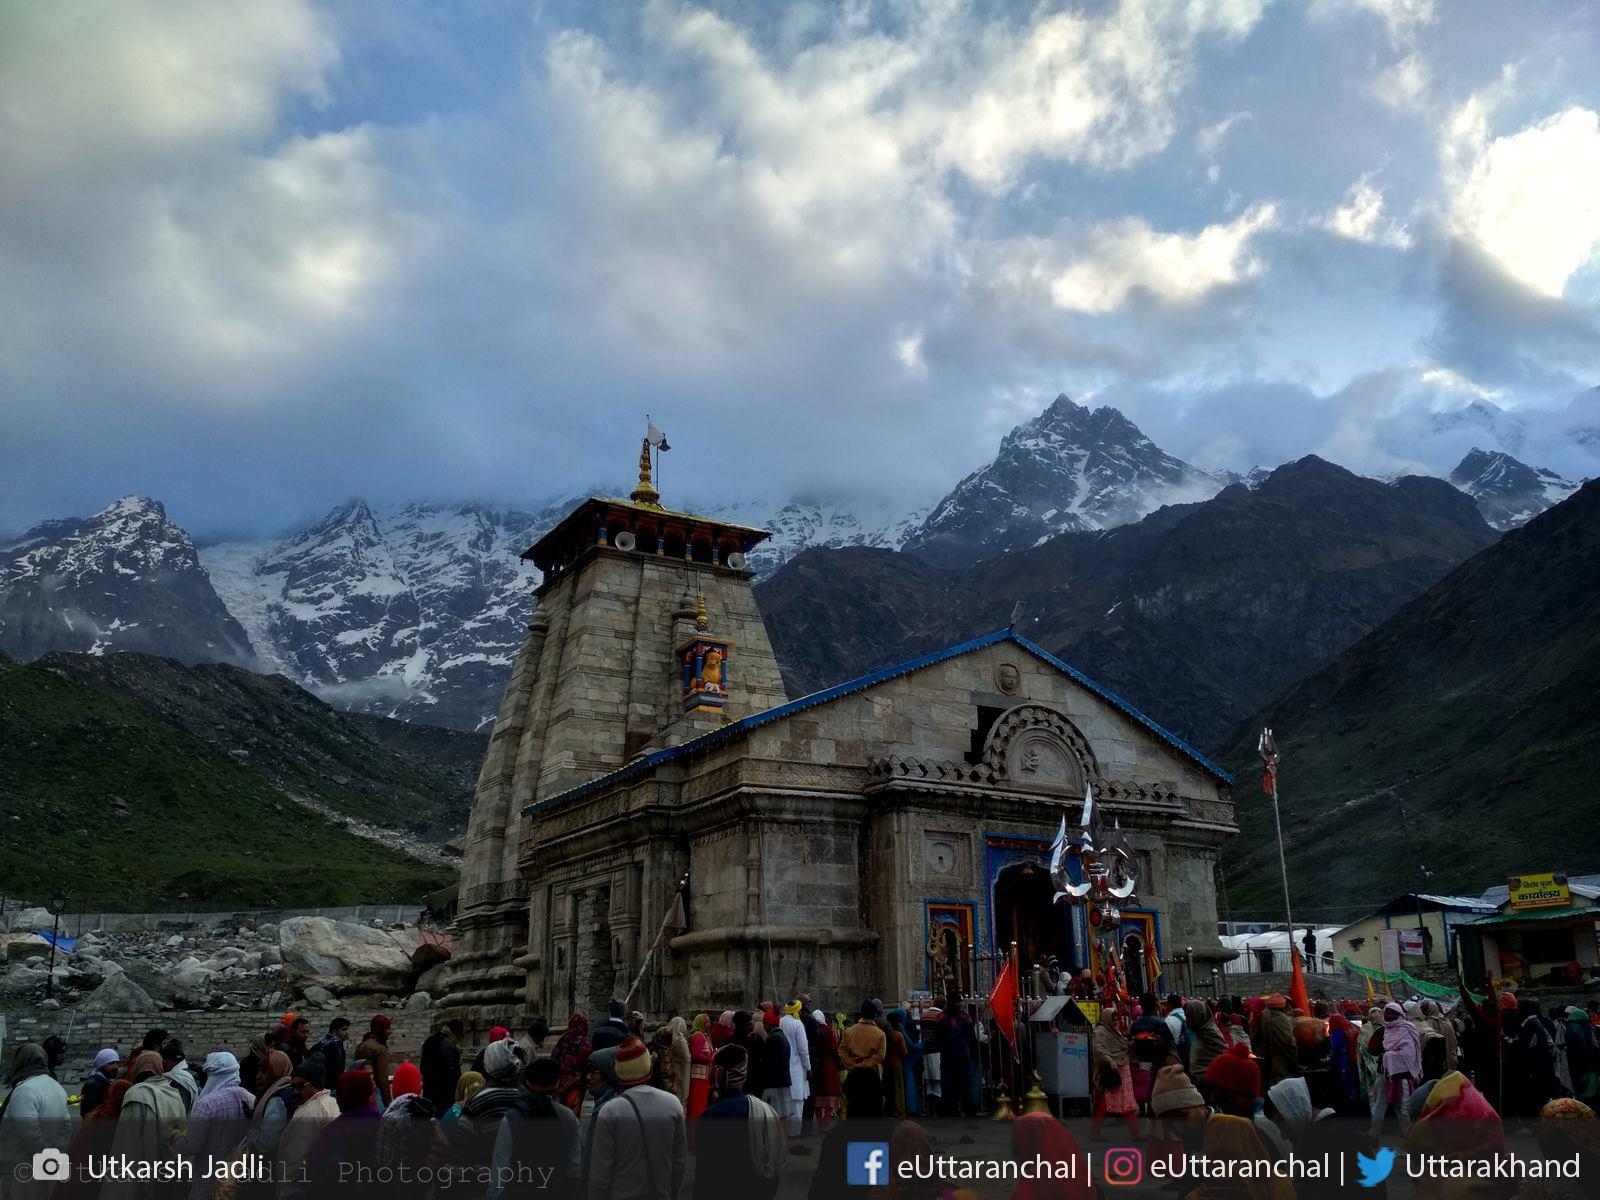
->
<box><xmin>1050</xmin><ymin>784</ymin><xmax>1139</xmax><ymax>1006</ymax></box>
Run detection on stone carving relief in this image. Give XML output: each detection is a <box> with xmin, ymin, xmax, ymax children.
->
<box><xmin>994</xmin><ymin>662</ymin><xmax>1022</xmax><ymax>695</ymax></box>
<box><xmin>981</xmin><ymin>704</ymin><xmax>1096</xmax><ymax>793</ymax></box>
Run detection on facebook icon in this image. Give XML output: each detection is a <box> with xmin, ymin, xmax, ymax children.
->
<box><xmin>847</xmin><ymin>1142</ymin><xmax>891</xmax><ymax>1186</ymax></box>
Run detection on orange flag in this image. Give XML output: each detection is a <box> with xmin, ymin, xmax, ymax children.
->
<box><xmin>1289</xmin><ymin>945</ymin><xmax>1311</xmax><ymax>1014</ymax></box>
<box><xmin>988</xmin><ymin>958</ymin><xmax>1020</xmax><ymax>1060</ymax></box>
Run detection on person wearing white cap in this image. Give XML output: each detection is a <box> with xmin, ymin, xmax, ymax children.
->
<box><xmin>80</xmin><ymin>1048</ymin><xmax>122</xmax><ymax>1115</ymax></box>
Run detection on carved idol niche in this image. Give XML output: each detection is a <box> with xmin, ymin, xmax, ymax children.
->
<box><xmin>984</xmin><ymin>704</ymin><xmax>1095</xmax><ymax>793</ymax></box>
<box><xmin>678</xmin><ymin>636</ymin><xmax>732</xmax><ymax>712</ymax></box>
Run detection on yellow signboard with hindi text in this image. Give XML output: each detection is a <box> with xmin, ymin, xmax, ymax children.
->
<box><xmin>1507</xmin><ymin>872</ymin><xmax>1571</xmax><ymax>911</ymax></box>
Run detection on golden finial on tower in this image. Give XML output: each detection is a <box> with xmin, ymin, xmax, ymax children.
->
<box><xmin>630</xmin><ymin>436</ymin><xmax>661</xmax><ymax>507</ymax></box>
<box><xmin>695</xmin><ymin>590</ymin><xmax>708</xmax><ymax>631</ymax></box>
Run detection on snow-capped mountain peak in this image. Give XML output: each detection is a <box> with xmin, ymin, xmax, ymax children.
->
<box><xmin>1430</xmin><ymin>399</ymin><xmax>1527</xmax><ymax>455</ymax></box>
<box><xmin>1448</xmin><ymin>447</ymin><xmax>1581</xmax><ymax>530</ymax></box>
<box><xmin>902</xmin><ymin>394</ymin><xmax>1228</xmax><ymax>565</ymax></box>
<box><xmin>0</xmin><ymin>496</ymin><xmax>251</xmax><ymax>663</ymax></box>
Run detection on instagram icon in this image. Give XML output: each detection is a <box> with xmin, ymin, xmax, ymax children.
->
<box><xmin>1103</xmin><ymin>1147</ymin><xmax>1143</xmax><ymax>1187</ymax></box>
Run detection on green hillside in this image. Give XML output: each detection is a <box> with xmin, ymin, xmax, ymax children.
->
<box><xmin>0</xmin><ymin>655</ymin><xmax>451</xmax><ymax>908</ymax></box>
<box><xmin>1218</xmin><ymin>478</ymin><xmax>1600</xmax><ymax>912</ymax></box>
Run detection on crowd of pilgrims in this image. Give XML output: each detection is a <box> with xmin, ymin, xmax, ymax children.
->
<box><xmin>1081</xmin><ymin>983</ymin><xmax>1600</xmax><ymax>1199</ymax></box>
<box><xmin>0</xmin><ymin>994</ymin><xmax>997</xmax><ymax>1200</ymax></box>
<box><xmin>6</xmin><ymin>978</ymin><xmax>1600</xmax><ymax>1200</ymax></box>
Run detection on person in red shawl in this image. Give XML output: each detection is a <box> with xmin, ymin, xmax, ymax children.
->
<box><xmin>1009</xmin><ymin>1112</ymin><xmax>1093</xmax><ymax>1200</ymax></box>
<box><xmin>550</xmin><ymin>1013</ymin><xmax>591</xmax><ymax>1114</ymax></box>
<box><xmin>710</xmin><ymin>1012</ymin><xmax>735</xmax><ymax>1050</ymax></box>
<box><xmin>687</xmin><ymin>1015</ymin><xmax>712</xmax><ymax>1145</ymax></box>
<box><xmin>807</xmin><ymin>1008</ymin><xmax>843</xmax><ymax>1134</ymax></box>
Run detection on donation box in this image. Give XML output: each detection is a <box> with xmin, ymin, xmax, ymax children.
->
<box><xmin>1028</xmin><ymin>996</ymin><xmax>1091</xmax><ymax>1098</ymax></box>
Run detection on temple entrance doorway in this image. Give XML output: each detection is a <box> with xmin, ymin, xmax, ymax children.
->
<box><xmin>993</xmin><ymin>860</ymin><xmax>1073</xmax><ymax>983</ymax></box>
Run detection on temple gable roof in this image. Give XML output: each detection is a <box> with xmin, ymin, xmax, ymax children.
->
<box><xmin>526</xmin><ymin>628</ymin><xmax>1232</xmax><ymax>816</ymax></box>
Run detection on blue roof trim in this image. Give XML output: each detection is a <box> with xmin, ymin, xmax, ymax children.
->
<box><xmin>525</xmin><ymin>628</ymin><xmax>1232</xmax><ymax>816</ymax></box>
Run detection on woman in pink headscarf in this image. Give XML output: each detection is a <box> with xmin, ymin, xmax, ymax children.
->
<box><xmin>1379</xmin><ymin>1001</ymin><xmax>1423</xmax><ymax>1135</ymax></box>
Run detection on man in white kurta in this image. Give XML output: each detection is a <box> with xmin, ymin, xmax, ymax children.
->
<box><xmin>778</xmin><ymin>1004</ymin><xmax>811</xmax><ymax>1137</ymax></box>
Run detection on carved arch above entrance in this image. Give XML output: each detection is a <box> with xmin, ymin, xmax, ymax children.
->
<box><xmin>981</xmin><ymin>704</ymin><xmax>1098</xmax><ymax>793</ymax></box>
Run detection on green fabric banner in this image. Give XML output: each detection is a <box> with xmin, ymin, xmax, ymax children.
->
<box><xmin>1340</xmin><ymin>956</ymin><xmax>1484</xmax><ymax>1003</ymax></box>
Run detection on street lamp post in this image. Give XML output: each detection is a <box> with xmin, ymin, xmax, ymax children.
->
<box><xmin>45</xmin><ymin>892</ymin><xmax>66</xmax><ymax>1001</ymax></box>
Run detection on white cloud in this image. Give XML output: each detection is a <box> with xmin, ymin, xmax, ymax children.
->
<box><xmin>0</xmin><ymin>0</ymin><xmax>335</xmax><ymax>174</ymax></box>
<box><xmin>1418</xmin><ymin>365</ymin><xmax>1503</xmax><ymax>401</ymax></box>
<box><xmin>1371</xmin><ymin>53</ymin><xmax>1428</xmax><ymax>112</ymax></box>
<box><xmin>1046</xmin><ymin>204</ymin><xmax>1278</xmax><ymax>313</ymax></box>
<box><xmin>1446</xmin><ymin>106</ymin><xmax>1600</xmax><ymax>296</ymax></box>
<box><xmin>1324</xmin><ymin>175</ymin><xmax>1412</xmax><ymax>248</ymax></box>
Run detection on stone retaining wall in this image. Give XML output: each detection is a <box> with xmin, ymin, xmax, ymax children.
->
<box><xmin>0</xmin><ymin>1008</ymin><xmax>439</xmax><ymax>1091</ymax></box>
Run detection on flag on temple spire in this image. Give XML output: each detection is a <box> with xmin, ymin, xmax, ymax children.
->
<box><xmin>647</xmin><ymin>417</ymin><xmax>670</xmax><ymax>451</ymax></box>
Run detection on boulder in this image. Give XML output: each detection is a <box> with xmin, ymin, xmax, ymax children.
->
<box><xmin>167</xmin><ymin>962</ymin><xmax>219</xmax><ymax>1009</ymax></box>
<box><xmin>415</xmin><ymin>962</ymin><xmax>450</xmax><ymax>996</ymax></box>
<box><xmin>302</xmin><ymin>984</ymin><xmax>338</xmax><ymax>1009</ymax></box>
<box><xmin>259</xmin><ymin>946</ymin><xmax>283</xmax><ymax>966</ymax></box>
<box><xmin>279</xmin><ymin>917</ymin><xmax>416</xmax><ymax>997</ymax></box>
<box><xmin>2</xmin><ymin>933</ymin><xmax>50</xmax><ymax>962</ymax></box>
<box><xmin>410</xmin><ymin>940</ymin><xmax>452</xmax><ymax>973</ymax></box>
<box><xmin>257</xmin><ymin>922</ymin><xmax>279</xmax><ymax>941</ymax></box>
<box><xmin>1</xmin><ymin>963</ymin><xmax>45</xmax><ymax>993</ymax></box>
<box><xmin>83</xmin><ymin>971</ymin><xmax>157</xmax><ymax>1012</ymax></box>
<box><xmin>164</xmin><ymin>934</ymin><xmax>186</xmax><ymax>948</ymax></box>
<box><xmin>10</xmin><ymin>907</ymin><xmax>54</xmax><ymax>931</ymax></box>
<box><xmin>404</xmin><ymin>991</ymin><xmax>433</xmax><ymax>1011</ymax></box>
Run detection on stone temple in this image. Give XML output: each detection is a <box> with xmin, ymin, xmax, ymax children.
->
<box><xmin>443</xmin><ymin>446</ymin><xmax>1237</xmax><ymax>1024</ymax></box>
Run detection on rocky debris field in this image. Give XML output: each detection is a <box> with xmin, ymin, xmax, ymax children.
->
<box><xmin>0</xmin><ymin>908</ymin><xmax>450</xmax><ymax>1014</ymax></box>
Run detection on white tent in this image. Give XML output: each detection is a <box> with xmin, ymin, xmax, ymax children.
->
<box><xmin>1219</xmin><ymin>927</ymin><xmax>1343</xmax><ymax>976</ymax></box>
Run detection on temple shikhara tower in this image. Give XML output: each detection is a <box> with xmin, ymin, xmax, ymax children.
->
<box><xmin>444</xmin><ymin>436</ymin><xmax>1237</xmax><ymax>1025</ymax></box>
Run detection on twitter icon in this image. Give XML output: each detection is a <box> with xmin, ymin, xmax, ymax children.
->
<box><xmin>1356</xmin><ymin>1147</ymin><xmax>1397</xmax><ymax>1188</ymax></box>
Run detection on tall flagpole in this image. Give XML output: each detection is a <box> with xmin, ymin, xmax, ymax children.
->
<box><xmin>1260</xmin><ymin>728</ymin><xmax>1296</xmax><ymax>960</ymax></box>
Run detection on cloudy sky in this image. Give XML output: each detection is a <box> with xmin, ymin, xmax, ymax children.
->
<box><xmin>2</xmin><ymin>0</ymin><xmax>1598</xmax><ymax>536</ymax></box>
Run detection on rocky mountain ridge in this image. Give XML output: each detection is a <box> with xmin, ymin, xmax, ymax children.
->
<box><xmin>1448</xmin><ymin>447</ymin><xmax>1582</xmax><ymax>531</ymax></box>
<box><xmin>2</xmin><ymin>393</ymin><xmax>1589</xmax><ymax>730</ymax></box>
<box><xmin>758</xmin><ymin>455</ymin><xmax>1500</xmax><ymax>748</ymax></box>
